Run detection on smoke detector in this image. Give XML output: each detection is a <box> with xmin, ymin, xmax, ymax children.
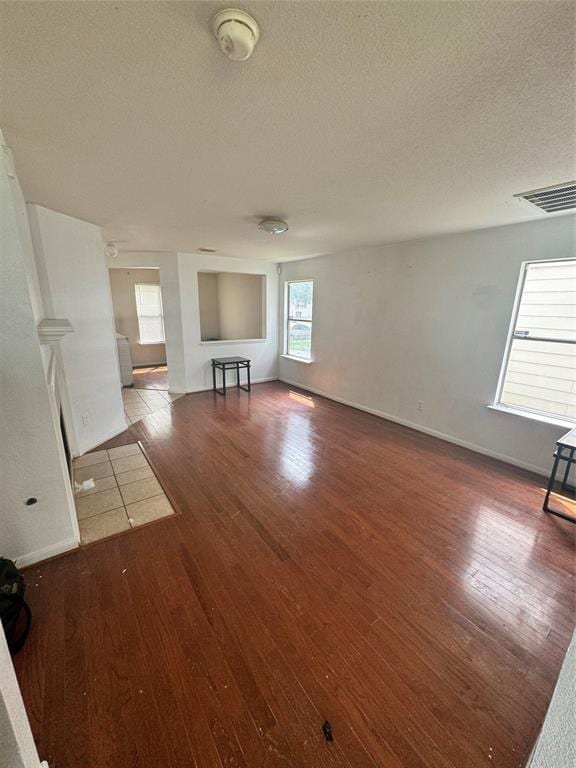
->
<box><xmin>258</xmin><ymin>218</ymin><xmax>289</xmax><ymax>235</ymax></box>
<box><xmin>213</xmin><ymin>9</ymin><xmax>260</xmax><ymax>61</ymax></box>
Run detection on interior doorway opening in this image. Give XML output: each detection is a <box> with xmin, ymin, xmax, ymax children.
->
<box><xmin>108</xmin><ymin>267</ymin><xmax>180</xmax><ymax>425</ymax></box>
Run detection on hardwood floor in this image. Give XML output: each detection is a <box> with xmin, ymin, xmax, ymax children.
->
<box><xmin>131</xmin><ymin>365</ymin><xmax>169</xmax><ymax>390</ymax></box>
<box><xmin>15</xmin><ymin>382</ymin><xmax>575</xmax><ymax>768</ymax></box>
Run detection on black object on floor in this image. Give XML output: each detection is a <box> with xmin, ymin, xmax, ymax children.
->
<box><xmin>0</xmin><ymin>557</ymin><xmax>32</xmax><ymax>654</ymax></box>
<box><xmin>211</xmin><ymin>357</ymin><xmax>251</xmax><ymax>396</ymax></box>
<box><xmin>322</xmin><ymin>721</ymin><xmax>333</xmax><ymax>742</ymax></box>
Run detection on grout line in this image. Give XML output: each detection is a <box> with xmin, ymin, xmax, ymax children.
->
<box><xmin>124</xmin><ymin>492</ymin><xmax>167</xmax><ymax>508</ymax></box>
<box><xmin>116</xmin><ymin>475</ymin><xmax>156</xmax><ymax>490</ymax></box>
<box><xmin>77</xmin><ymin>504</ymin><xmax>125</xmax><ymax>522</ymax></box>
<box><xmin>74</xmin><ymin>483</ymin><xmax>119</xmax><ymax>500</ymax></box>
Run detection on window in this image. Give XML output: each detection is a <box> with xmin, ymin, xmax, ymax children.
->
<box><xmin>495</xmin><ymin>259</ymin><xmax>575</xmax><ymax>423</ymax></box>
<box><xmin>286</xmin><ymin>280</ymin><xmax>313</xmax><ymax>360</ymax></box>
<box><xmin>134</xmin><ymin>283</ymin><xmax>165</xmax><ymax>344</ymax></box>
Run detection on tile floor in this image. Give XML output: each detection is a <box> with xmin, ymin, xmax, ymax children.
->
<box><xmin>122</xmin><ymin>387</ymin><xmax>183</xmax><ymax>425</ymax></box>
<box><xmin>73</xmin><ymin>442</ymin><xmax>175</xmax><ymax>544</ymax></box>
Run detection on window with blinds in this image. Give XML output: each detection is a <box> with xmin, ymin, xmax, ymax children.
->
<box><xmin>134</xmin><ymin>283</ymin><xmax>165</xmax><ymax>344</ymax></box>
<box><xmin>286</xmin><ymin>280</ymin><xmax>313</xmax><ymax>360</ymax></box>
<box><xmin>497</xmin><ymin>259</ymin><xmax>575</xmax><ymax>422</ymax></box>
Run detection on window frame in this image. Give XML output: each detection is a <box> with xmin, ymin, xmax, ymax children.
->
<box><xmin>493</xmin><ymin>257</ymin><xmax>575</xmax><ymax>424</ymax></box>
<box><xmin>134</xmin><ymin>283</ymin><xmax>166</xmax><ymax>345</ymax></box>
<box><xmin>284</xmin><ymin>279</ymin><xmax>314</xmax><ymax>362</ymax></box>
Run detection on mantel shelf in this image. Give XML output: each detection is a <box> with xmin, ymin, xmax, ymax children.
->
<box><xmin>37</xmin><ymin>318</ymin><xmax>74</xmax><ymax>345</ymax></box>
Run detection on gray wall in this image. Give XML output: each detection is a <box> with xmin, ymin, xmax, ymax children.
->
<box><xmin>198</xmin><ymin>272</ymin><xmax>220</xmax><ymax>341</ymax></box>
<box><xmin>279</xmin><ymin>216</ymin><xmax>575</xmax><ymax>475</ymax></box>
<box><xmin>218</xmin><ymin>272</ymin><xmax>264</xmax><ymax>340</ymax></box>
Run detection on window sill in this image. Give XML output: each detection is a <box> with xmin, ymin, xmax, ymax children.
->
<box><xmin>138</xmin><ymin>340</ymin><xmax>166</xmax><ymax>346</ymax></box>
<box><xmin>200</xmin><ymin>338</ymin><xmax>267</xmax><ymax>345</ymax></box>
<box><xmin>486</xmin><ymin>404</ymin><xmax>574</xmax><ymax>429</ymax></box>
<box><xmin>281</xmin><ymin>354</ymin><xmax>313</xmax><ymax>364</ymax></box>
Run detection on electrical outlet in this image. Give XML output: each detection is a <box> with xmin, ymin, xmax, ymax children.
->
<box><xmin>81</xmin><ymin>413</ymin><xmax>89</xmax><ymax>426</ymax></box>
<box><xmin>416</xmin><ymin>400</ymin><xmax>424</xmax><ymax>412</ymax></box>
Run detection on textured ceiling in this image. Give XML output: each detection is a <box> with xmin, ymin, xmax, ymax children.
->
<box><xmin>1</xmin><ymin>1</ymin><xmax>574</xmax><ymax>261</ymax></box>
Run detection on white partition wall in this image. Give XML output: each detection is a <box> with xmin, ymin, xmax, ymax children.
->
<box><xmin>0</xmin><ymin>138</ymin><xmax>78</xmax><ymax>567</ymax></box>
<box><xmin>108</xmin><ymin>251</ymin><xmax>279</xmax><ymax>394</ymax></box>
<box><xmin>28</xmin><ymin>204</ymin><xmax>126</xmax><ymax>455</ymax></box>
<box><xmin>0</xmin><ymin>628</ymin><xmax>46</xmax><ymax>768</ymax></box>
<box><xmin>177</xmin><ymin>253</ymin><xmax>278</xmax><ymax>392</ymax></box>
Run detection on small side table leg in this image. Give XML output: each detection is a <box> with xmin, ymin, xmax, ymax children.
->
<box><xmin>222</xmin><ymin>366</ymin><xmax>227</xmax><ymax>396</ymax></box>
<box><xmin>543</xmin><ymin>448</ymin><xmax>562</xmax><ymax>513</ymax></box>
<box><xmin>236</xmin><ymin>363</ymin><xmax>240</xmax><ymax>389</ymax></box>
<box><xmin>561</xmin><ymin>448</ymin><xmax>575</xmax><ymax>490</ymax></box>
<box><xmin>247</xmin><ymin>363</ymin><xmax>251</xmax><ymax>392</ymax></box>
<box><xmin>212</xmin><ymin>363</ymin><xmax>216</xmax><ymax>393</ymax></box>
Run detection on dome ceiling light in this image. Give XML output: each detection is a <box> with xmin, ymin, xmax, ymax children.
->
<box><xmin>212</xmin><ymin>9</ymin><xmax>260</xmax><ymax>62</ymax></box>
<box><xmin>258</xmin><ymin>218</ymin><xmax>289</xmax><ymax>235</ymax></box>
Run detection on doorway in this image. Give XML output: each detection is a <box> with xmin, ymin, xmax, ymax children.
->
<box><xmin>108</xmin><ymin>267</ymin><xmax>180</xmax><ymax>425</ymax></box>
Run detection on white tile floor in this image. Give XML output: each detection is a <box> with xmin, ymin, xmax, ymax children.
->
<box><xmin>122</xmin><ymin>388</ymin><xmax>183</xmax><ymax>425</ymax></box>
<box><xmin>73</xmin><ymin>442</ymin><xmax>176</xmax><ymax>545</ymax></box>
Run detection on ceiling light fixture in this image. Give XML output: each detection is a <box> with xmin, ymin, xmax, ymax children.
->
<box><xmin>258</xmin><ymin>218</ymin><xmax>289</xmax><ymax>235</ymax></box>
<box><xmin>104</xmin><ymin>241</ymin><xmax>118</xmax><ymax>259</ymax></box>
<box><xmin>212</xmin><ymin>9</ymin><xmax>260</xmax><ymax>62</ymax></box>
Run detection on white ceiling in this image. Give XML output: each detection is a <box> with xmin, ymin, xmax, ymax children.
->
<box><xmin>1</xmin><ymin>1</ymin><xmax>574</xmax><ymax>261</ymax></box>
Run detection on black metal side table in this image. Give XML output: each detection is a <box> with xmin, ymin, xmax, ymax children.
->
<box><xmin>543</xmin><ymin>427</ymin><xmax>576</xmax><ymax>524</ymax></box>
<box><xmin>211</xmin><ymin>357</ymin><xmax>251</xmax><ymax>397</ymax></box>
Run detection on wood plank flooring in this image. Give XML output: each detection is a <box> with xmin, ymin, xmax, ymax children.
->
<box><xmin>15</xmin><ymin>382</ymin><xmax>575</xmax><ymax>768</ymax></box>
<box><xmin>131</xmin><ymin>365</ymin><xmax>169</xmax><ymax>390</ymax></box>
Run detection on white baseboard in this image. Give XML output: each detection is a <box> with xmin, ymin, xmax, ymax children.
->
<box><xmin>15</xmin><ymin>537</ymin><xmax>79</xmax><ymax>569</ymax></box>
<box><xmin>74</xmin><ymin>419</ymin><xmax>129</xmax><ymax>457</ymax></box>
<box><xmin>279</xmin><ymin>377</ymin><xmax>548</xmax><ymax>477</ymax></box>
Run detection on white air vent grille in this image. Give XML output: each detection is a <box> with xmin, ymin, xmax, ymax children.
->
<box><xmin>515</xmin><ymin>181</ymin><xmax>576</xmax><ymax>213</ymax></box>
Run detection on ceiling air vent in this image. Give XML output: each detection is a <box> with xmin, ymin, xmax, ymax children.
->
<box><xmin>196</xmin><ymin>247</ymin><xmax>217</xmax><ymax>253</ymax></box>
<box><xmin>515</xmin><ymin>181</ymin><xmax>576</xmax><ymax>213</ymax></box>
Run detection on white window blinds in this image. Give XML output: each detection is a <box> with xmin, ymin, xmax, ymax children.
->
<box><xmin>134</xmin><ymin>283</ymin><xmax>165</xmax><ymax>344</ymax></box>
<box><xmin>498</xmin><ymin>259</ymin><xmax>575</xmax><ymax>422</ymax></box>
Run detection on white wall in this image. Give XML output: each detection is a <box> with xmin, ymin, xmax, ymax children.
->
<box><xmin>279</xmin><ymin>217</ymin><xmax>575</xmax><ymax>475</ymax></box>
<box><xmin>106</xmin><ymin>252</ymin><xmax>188</xmax><ymax>393</ymax></box>
<box><xmin>0</xmin><ymin>628</ymin><xmax>45</xmax><ymax>768</ymax></box>
<box><xmin>0</xmin><ymin>141</ymin><xmax>78</xmax><ymax>567</ymax></box>
<box><xmin>28</xmin><ymin>205</ymin><xmax>126</xmax><ymax>455</ymax></box>
<box><xmin>528</xmin><ymin>629</ymin><xmax>575</xmax><ymax>767</ymax></box>
<box><xmin>178</xmin><ymin>253</ymin><xmax>278</xmax><ymax>392</ymax></box>
<box><xmin>109</xmin><ymin>267</ymin><xmax>166</xmax><ymax>366</ymax></box>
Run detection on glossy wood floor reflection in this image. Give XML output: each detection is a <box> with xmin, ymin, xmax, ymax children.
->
<box><xmin>131</xmin><ymin>364</ymin><xmax>169</xmax><ymax>390</ymax></box>
<box><xmin>16</xmin><ymin>383</ymin><xmax>575</xmax><ymax>768</ymax></box>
